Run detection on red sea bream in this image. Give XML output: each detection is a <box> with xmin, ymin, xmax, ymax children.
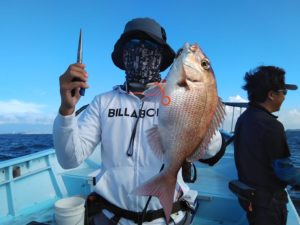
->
<box><xmin>135</xmin><ymin>43</ymin><xmax>225</xmax><ymax>221</ymax></box>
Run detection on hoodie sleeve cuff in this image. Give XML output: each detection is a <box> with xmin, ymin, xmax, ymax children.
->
<box><xmin>56</xmin><ymin>112</ymin><xmax>76</xmax><ymax>127</ymax></box>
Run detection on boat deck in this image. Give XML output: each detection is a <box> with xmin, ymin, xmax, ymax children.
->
<box><xmin>12</xmin><ymin>208</ymin><xmax>55</xmax><ymax>225</ymax></box>
<box><xmin>190</xmin><ymin>156</ymin><xmax>247</xmax><ymax>225</ymax></box>
<box><xmin>1</xmin><ymin>148</ymin><xmax>300</xmax><ymax>225</ymax></box>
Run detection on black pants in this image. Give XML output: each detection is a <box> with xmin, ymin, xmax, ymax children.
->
<box><xmin>239</xmin><ymin>191</ymin><xmax>288</xmax><ymax>225</ymax></box>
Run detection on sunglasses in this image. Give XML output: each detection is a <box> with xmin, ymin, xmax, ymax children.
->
<box><xmin>125</xmin><ymin>39</ymin><xmax>161</xmax><ymax>50</ymax></box>
<box><xmin>276</xmin><ymin>89</ymin><xmax>287</xmax><ymax>95</ymax></box>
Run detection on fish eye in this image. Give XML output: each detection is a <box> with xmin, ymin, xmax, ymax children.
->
<box><xmin>201</xmin><ymin>59</ymin><xmax>210</xmax><ymax>70</ymax></box>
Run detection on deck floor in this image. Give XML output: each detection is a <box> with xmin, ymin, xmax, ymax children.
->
<box><xmin>4</xmin><ymin>208</ymin><xmax>55</xmax><ymax>225</ymax></box>
<box><xmin>193</xmin><ymin>217</ymin><xmax>237</xmax><ymax>225</ymax></box>
<box><xmin>190</xmin><ymin>160</ymin><xmax>236</xmax><ymax>198</ymax></box>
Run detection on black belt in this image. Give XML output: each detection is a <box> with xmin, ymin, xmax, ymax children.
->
<box><xmin>85</xmin><ymin>192</ymin><xmax>195</xmax><ymax>224</ymax></box>
<box><xmin>255</xmin><ymin>189</ymin><xmax>288</xmax><ymax>203</ymax></box>
<box><xmin>229</xmin><ymin>180</ymin><xmax>288</xmax><ymax>203</ymax></box>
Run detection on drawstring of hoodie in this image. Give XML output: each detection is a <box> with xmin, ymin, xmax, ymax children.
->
<box><xmin>126</xmin><ymin>101</ymin><xmax>144</xmax><ymax>156</ymax></box>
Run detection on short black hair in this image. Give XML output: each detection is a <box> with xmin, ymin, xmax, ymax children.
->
<box><xmin>243</xmin><ymin>66</ymin><xmax>286</xmax><ymax>103</ymax></box>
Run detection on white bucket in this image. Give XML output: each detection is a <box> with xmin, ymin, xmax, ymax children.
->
<box><xmin>54</xmin><ymin>196</ymin><xmax>85</xmax><ymax>225</ymax></box>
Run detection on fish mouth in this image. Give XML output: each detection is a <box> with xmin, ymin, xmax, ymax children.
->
<box><xmin>182</xmin><ymin>63</ymin><xmax>203</xmax><ymax>83</ymax></box>
<box><xmin>177</xmin><ymin>77</ymin><xmax>202</xmax><ymax>88</ymax></box>
<box><xmin>187</xmin><ymin>77</ymin><xmax>202</xmax><ymax>83</ymax></box>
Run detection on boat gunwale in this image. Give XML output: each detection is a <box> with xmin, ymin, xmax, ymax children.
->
<box><xmin>0</xmin><ymin>148</ymin><xmax>56</xmax><ymax>169</ymax></box>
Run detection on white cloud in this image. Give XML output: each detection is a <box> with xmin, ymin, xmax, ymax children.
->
<box><xmin>0</xmin><ymin>99</ymin><xmax>45</xmax><ymax>114</ymax></box>
<box><xmin>228</xmin><ymin>95</ymin><xmax>248</xmax><ymax>103</ymax></box>
<box><xmin>0</xmin><ymin>100</ymin><xmax>55</xmax><ymax>125</ymax></box>
<box><xmin>278</xmin><ymin>109</ymin><xmax>300</xmax><ymax>130</ymax></box>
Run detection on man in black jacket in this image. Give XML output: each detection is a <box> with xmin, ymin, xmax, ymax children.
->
<box><xmin>234</xmin><ymin>65</ymin><xmax>298</xmax><ymax>225</ymax></box>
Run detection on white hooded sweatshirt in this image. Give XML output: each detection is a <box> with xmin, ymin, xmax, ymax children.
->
<box><xmin>53</xmin><ymin>86</ymin><xmax>222</xmax><ymax>224</ymax></box>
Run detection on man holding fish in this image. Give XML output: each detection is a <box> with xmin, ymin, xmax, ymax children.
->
<box><xmin>53</xmin><ymin>17</ymin><xmax>226</xmax><ymax>225</ymax></box>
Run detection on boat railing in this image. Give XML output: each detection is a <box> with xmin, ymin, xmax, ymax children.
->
<box><xmin>222</xmin><ymin>102</ymin><xmax>248</xmax><ymax>134</ymax></box>
<box><xmin>0</xmin><ymin>149</ymin><xmax>62</xmax><ymax>222</ymax></box>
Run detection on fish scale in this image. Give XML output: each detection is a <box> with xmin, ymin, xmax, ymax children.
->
<box><xmin>135</xmin><ymin>42</ymin><xmax>225</xmax><ymax>222</ymax></box>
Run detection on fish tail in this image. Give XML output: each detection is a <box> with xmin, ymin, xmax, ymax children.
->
<box><xmin>134</xmin><ymin>172</ymin><xmax>177</xmax><ymax>222</ymax></box>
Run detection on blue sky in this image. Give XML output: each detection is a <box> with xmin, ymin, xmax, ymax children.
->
<box><xmin>0</xmin><ymin>0</ymin><xmax>300</xmax><ymax>133</ymax></box>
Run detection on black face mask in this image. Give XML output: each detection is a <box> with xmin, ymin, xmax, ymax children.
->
<box><xmin>123</xmin><ymin>39</ymin><xmax>163</xmax><ymax>85</ymax></box>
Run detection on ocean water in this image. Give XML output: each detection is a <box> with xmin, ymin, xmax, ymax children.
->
<box><xmin>0</xmin><ymin>134</ymin><xmax>53</xmax><ymax>161</ymax></box>
<box><xmin>0</xmin><ymin>131</ymin><xmax>299</xmax><ymax>162</ymax></box>
<box><xmin>286</xmin><ymin>130</ymin><xmax>300</xmax><ymax>167</ymax></box>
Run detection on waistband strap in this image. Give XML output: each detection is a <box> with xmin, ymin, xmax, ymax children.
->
<box><xmin>86</xmin><ymin>193</ymin><xmax>194</xmax><ymax>224</ymax></box>
<box><xmin>255</xmin><ymin>189</ymin><xmax>288</xmax><ymax>203</ymax></box>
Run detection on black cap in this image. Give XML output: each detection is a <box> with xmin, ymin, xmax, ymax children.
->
<box><xmin>285</xmin><ymin>84</ymin><xmax>298</xmax><ymax>90</ymax></box>
<box><xmin>111</xmin><ymin>18</ymin><xmax>175</xmax><ymax>72</ymax></box>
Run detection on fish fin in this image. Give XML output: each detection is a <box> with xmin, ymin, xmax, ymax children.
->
<box><xmin>146</xmin><ymin>125</ymin><xmax>165</xmax><ymax>160</ymax></box>
<box><xmin>188</xmin><ymin>98</ymin><xmax>226</xmax><ymax>161</ymax></box>
<box><xmin>134</xmin><ymin>172</ymin><xmax>177</xmax><ymax>222</ymax></box>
